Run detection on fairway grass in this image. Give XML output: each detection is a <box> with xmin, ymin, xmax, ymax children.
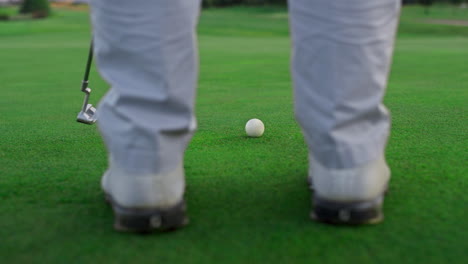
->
<box><xmin>1</xmin><ymin>5</ymin><xmax>467</xmax><ymax>264</ymax></box>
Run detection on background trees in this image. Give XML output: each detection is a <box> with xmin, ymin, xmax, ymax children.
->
<box><xmin>19</xmin><ymin>0</ymin><xmax>50</xmax><ymax>18</ymax></box>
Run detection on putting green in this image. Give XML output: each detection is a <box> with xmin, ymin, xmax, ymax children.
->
<box><xmin>0</xmin><ymin>5</ymin><xmax>467</xmax><ymax>264</ymax></box>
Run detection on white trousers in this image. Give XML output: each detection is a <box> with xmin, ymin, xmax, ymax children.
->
<box><xmin>90</xmin><ymin>0</ymin><xmax>400</xmax><ymax>174</ymax></box>
<box><xmin>90</xmin><ymin>0</ymin><xmax>201</xmax><ymax>174</ymax></box>
<box><xmin>289</xmin><ymin>0</ymin><xmax>400</xmax><ymax>169</ymax></box>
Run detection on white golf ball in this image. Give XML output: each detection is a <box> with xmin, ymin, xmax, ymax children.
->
<box><xmin>245</xmin><ymin>118</ymin><xmax>265</xmax><ymax>137</ymax></box>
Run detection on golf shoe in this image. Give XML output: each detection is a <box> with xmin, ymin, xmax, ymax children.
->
<box><xmin>101</xmin><ymin>163</ymin><xmax>188</xmax><ymax>233</ymax></box>
<box><xmin>309</xmin><ymin>154</ymin><xmax>390</xmax><ymax>225</ymax></box>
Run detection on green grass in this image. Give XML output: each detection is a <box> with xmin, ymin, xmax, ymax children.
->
<box><xmin>1</xmin><ymin>4</ymin><xmax>467</xmax><ymax>264</ymax></box>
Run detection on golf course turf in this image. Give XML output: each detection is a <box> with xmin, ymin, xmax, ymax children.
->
<box><xmin>0</xmin><ymin>4</ymin><xmax>467</xmax><ymax>263</ymax></box>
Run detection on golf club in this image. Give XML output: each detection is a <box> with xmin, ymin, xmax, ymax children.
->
<box><xmin>76</xmin><ymin>40</ymin><xmax>97</xmax><ymax>125</ymax></box>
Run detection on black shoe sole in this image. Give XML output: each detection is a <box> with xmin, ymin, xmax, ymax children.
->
<box><xmin>105</xmin><ymin>194</ymin><xmax>189</xmax><ymax>233</ymax></box>
<box><xmin>311</xmin><ymin>195</ymin><xmax>384</xmax><ymax>225</ymax></box>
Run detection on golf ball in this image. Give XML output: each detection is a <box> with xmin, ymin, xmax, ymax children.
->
<box><xmin>245</xmin><ymin>118</ymin><xmax>265</xmax><ymax>137</ymax></box>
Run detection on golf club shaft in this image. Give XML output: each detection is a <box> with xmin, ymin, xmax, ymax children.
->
<box><xmin>81</xmin><ymin>40</ymin><xmax>93</xmax><ymax>92</ymax></box>
<box><xmin>80</xmin><ymin>39</ymin><xmax>93</xmax><ymax>112</ymax></box>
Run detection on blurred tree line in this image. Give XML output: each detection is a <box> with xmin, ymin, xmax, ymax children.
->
<box><xmin>19</xmin><ymin>0</ymin><xmax>50</xmax><ymax>18</ymax></box>
<box><xmin>202</xmin><ymin>0</ymin><xmax>466</xmax><ymax>7</ymax></box>
<box><xmin>9</xmin><ymin>0</ymin><xmax>468</xmax><ymax>20</ymax></box>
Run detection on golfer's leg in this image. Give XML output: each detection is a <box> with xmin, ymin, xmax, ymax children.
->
<box><xmin>90</xmin><ymin>0</ymin><xmax>201</xmax><ymax>231</ymax></box>
<box><xmin>289</xmin><ymin>0</ymin><xmax>400</xmax><ymax>223</ymax></box>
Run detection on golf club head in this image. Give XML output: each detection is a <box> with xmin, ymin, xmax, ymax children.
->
<box><xmin>77</xmin><ymin>104</ymin><xmax>97</xmax><ymax>125</ymax></box>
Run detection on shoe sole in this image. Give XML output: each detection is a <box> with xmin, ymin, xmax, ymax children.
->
<box><xmin>105</xmin><ymin>194</ymin><xmax>189</xmax><ymax>233</ymax></box>
<box><xmin>308</xmin><ymin>178</ymin><xmax>389</xmax><ymax>225</ymax></box>
<box><xmin>311</xmin><ymin>195</ymin><xmax>384</xmax><ymax>225</ymax></box>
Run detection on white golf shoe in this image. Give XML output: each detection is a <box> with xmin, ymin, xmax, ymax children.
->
<box><xmin>101</xmin><ymin>163</ymin><xmax>188</xmax><ymax>233</ymax></box>
<box><xmin>309</xmin><ymin>155</ymin><xmax>390</xmax><ymax>225</ymax></box>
